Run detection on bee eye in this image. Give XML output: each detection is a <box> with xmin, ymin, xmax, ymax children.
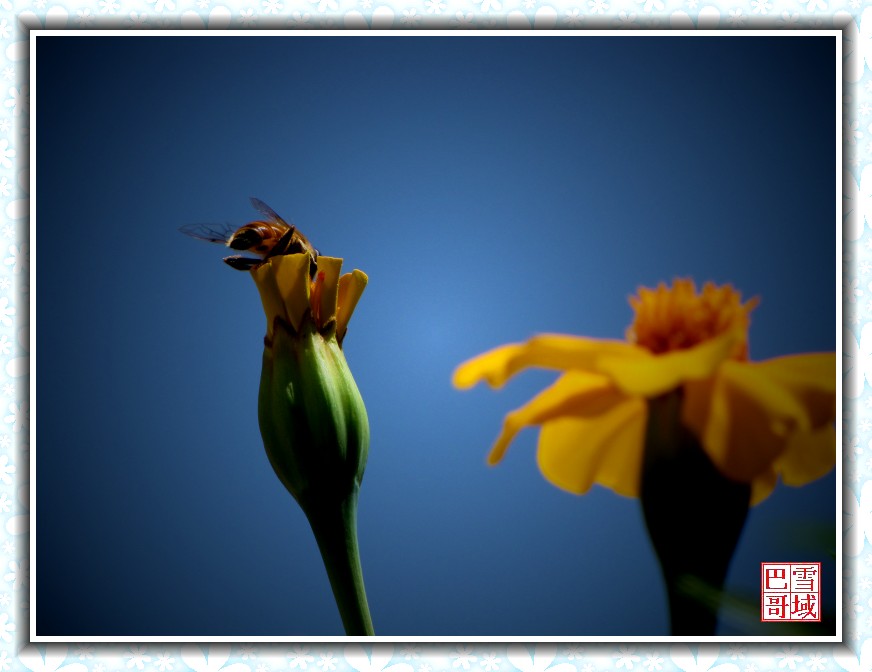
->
<box><xmin>229</xmin><ymin>228</ymin><xmax>263</xmax><ymax>250</ymax></box>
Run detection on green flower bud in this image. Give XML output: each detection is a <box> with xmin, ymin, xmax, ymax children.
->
<box><xmin>258</xmin><ymin>303</ymin><xmax>369</xmax><ymax>508</ymax></box>
<box><xmin>251</xmin><ymin>253</ymin><xmax>373</xmax><ymax>635</ymax></box>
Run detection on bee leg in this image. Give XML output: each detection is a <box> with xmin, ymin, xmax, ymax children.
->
<box><xmin>263</xmin><ymin>228</ymin><xmax>296</xmax><ymax>261</ymax></box>
<box><xmin>277</xmin><ymin>236</ymin><xmax>318</xmax><ymax>278</ymax></box>
<box><xmin>262</xmin><ymin>229</ymin><xmax>319</xmax><ymax>278</ymax></box>
<box><xmin>223</xmin><ymin>255</ymin><xmax>261</xmax><ymax>271</ymax></box>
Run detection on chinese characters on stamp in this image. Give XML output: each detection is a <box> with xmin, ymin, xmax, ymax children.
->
<box><xmin>761</xmin><ymin>562</ymin><xmax>821</xmax><ymax>622</ymax></box>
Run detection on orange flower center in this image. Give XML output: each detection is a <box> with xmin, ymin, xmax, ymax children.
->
<box><xmin>626</xmin><ymin>279</ymin><xmax>759</xmax><ymax>356</ymax></box>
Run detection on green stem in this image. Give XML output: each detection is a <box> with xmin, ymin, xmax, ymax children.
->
<box><xmin>301</xmin><ymin>484</ymin><xmax>374</xmax><ymax>636</ymax></box>
<box><xmin>640</xmin><ymin>390</ymin><xmax>750</xmax><ymax>636</ymax></box>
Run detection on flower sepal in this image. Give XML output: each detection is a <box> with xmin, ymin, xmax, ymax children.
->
<box><xmin>258</xmin><ymin>316</ymin><xmax>369</xmax><ymax>507</ymax></box>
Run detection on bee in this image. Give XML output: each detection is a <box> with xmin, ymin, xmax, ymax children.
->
<box><xmin>180</xmin><ymin>197</ymin><xmax>319</xmax><ymax>274</ymax></box>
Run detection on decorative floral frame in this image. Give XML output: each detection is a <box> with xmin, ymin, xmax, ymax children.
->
<box><xmin>15</xmin><ymin>16</ymin><xmax>861</xmax><ymax>672</ymax></box>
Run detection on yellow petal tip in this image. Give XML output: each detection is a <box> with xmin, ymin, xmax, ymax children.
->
<box><xmin>487</xmin><ymin>444</ymin><xmax>507</xmax><ymax>465</ymax></box>
<box><xmin>451</xmin><ymin>364</ymin><xmax>477</xmax><ymax>390</ymax></box>
<box><xmin>336</xmin><ymin>268</ymin><xmax>368</xmax><ymax>340</ymax></box>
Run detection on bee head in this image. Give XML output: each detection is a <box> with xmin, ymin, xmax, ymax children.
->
<box><xmin>228</xmin><ymin>226</ymin><xmax>264</xmax><ymax>251</ymax></box>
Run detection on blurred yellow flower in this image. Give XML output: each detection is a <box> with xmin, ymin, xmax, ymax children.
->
<box><xmin>453</xmin><ymin>279</ymin><xmax>836</xmax><ymax>505</ymax></box>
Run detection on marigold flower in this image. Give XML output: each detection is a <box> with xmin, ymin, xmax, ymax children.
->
<box><xmin>252</xmin><ymin>252</ymin><xmax>373</xmax><ymax>635</ymax></box>
<box><xmin>453</xmin><ymin>279</ymin><xmax>836</xmax><ymax>505</ymax></box>
<box><xmin>253</xmin><ymin>254</ymin><xmax>369</xmax><ymax>502</ymax></box>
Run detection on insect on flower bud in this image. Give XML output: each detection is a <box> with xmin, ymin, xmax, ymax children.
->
<box><xmin>183</xmin><ymin>200</ymin><xmax>375</xmax><ymax>635</ymax></box>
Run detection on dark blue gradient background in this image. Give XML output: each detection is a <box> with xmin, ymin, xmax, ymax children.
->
<box><xmin>36</xmin><ymin>35</ymin><xmax>837</xmax><ymax>637</ymax></box>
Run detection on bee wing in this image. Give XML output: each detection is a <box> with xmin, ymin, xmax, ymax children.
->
<box><xmin>250</xmin><ymin>197</ymin><xmax>292</xmax><ymax>228</ymax></box>
<box><xmin>179</xmin><ymin>222</ymin><xmax>236</xmax><ymax>245</ymax></box>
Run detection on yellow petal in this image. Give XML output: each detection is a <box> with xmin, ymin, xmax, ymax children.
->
<box><xmin>774</xmin><ymin>424</ymin><xmax>837</xmax><ymax>487</ymax></box>
<box><xmin>753</xmin><ymin>353</ymin><xmax>837</xmax><ymax>427</ymax></box>
<box><xmin>487</xmin><ymin>370</ymin><xmax>618</xmax><ymax>465</ymax></box>
<box><xmin>314</xmin><ymin>256</ymin><xmax>342</xmax><ymax>326</ymax></box>
<box><xmin>750</xmin><ymin>468</ymin><xmax>777</xmax><ymax>506</ymax></box>
<box><xmin>601</xmin><ymin>327</ymin><xmax>745</xmax><ymax>397</ymax></box>
<box><xmin>251</xmin><ymin>259</ymin><xmax>287</xmax><ymax>337</ymax></box>
<box><xmin>273</xmin><ymin>253</ymin><xmax>312</xmax><ymax>332</ymax></box>
<box><xmin>336</xmin><ymin>269</ymin><xmax>368</xmax><ymax>342</ymax></box>
<box><xmin>452</xmin><ymin>334</ymin><xmax>645</xmax><ymax>390</ymax></box>
<box><xmin>683</xmin><ymin>354</ymin><xmax>836</xmax><ymax>484</ymax></box>
<box><xmin>536</xmin><ymin>395</ymin><xmax>647</xmax><ymax>497</ymax></box>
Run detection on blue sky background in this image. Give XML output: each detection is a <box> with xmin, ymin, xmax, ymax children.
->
<box><xmin>36</xmin><ymin>35</ymin><xmax>836</xmax><ymax>637</ymax></box>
